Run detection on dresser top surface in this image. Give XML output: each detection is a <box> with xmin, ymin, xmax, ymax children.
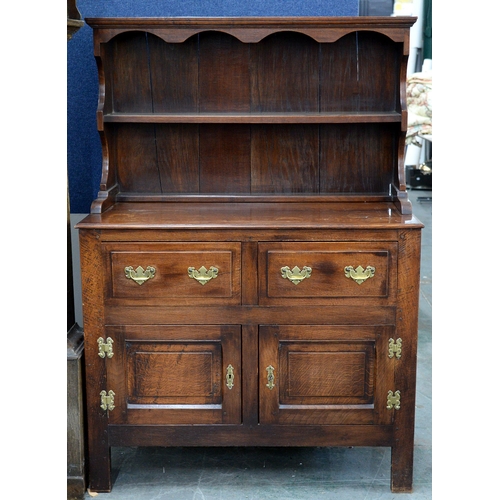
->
<box><xmin>86</xmin><ymin>16</ymin><xmax>416</xmax><ymax>45</ymax></box>
<box><xmin>86</xmin><ymin>16</ymin><xmax>416</xmax><ymax>26</ymax></box>
<box><xmin>77</xmin><ymin>202</ymin><xmax>423</xmax><ymax>230</ymax></box>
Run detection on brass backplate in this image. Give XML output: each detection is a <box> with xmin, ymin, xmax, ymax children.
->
<box><xmin>124</xmin><ymin>265</ymin><xmax>156</xmax><ymax>285</ymax></box>
<box><xmin>281</xmin><ymin>265</ymin><xmax>312</xmax><ymax>285</ymax></box>
<box><xmin>344</xmin><ymin>265</ymin><xmax>375</xmax><ymax>285</ymax></box>
<box><xmin>188</xmin><ymin>266</ymin><xmax>219</xmax><ymax>285</ymax></box>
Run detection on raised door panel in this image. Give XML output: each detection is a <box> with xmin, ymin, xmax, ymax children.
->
<box><xmin>106</xmin><ymin>325</ymin><xmax>241</xmax><ymax>425</ymax></box>
<box><xmin>104</xmin><ymin>242</ymin><xmax>241</xmax><ymax>306</ymax></box>
<box><xmin>259</xmin><ymin>242</ymin><xmax>397</xmax><ymax>305</ymax></box>
<box><xmin>259</xmin><ymin>325</ymin><xmax>394</xmax><ymax>426</ymax></box>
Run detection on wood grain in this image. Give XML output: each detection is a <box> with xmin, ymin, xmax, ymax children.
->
<box><xmin>81</xmin><ymin>17</ymin><xmax>420</xmax><ymax>494</ymax></box>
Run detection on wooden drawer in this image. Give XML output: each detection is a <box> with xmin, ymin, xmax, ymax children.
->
<box><xmin>104</xmin><ymin>242</ymin><xmax>241</xmax><ymax>305</ymax></box>
<box><xmin>259</xmin><ymin>242</ymin><xmax>397</xmax><ymax>305</ymax></box>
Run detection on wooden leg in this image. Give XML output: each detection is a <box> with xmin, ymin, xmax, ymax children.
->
<box><xmin>86</xmin><ymin>415</ymin><xmax>112</xmax><ymax>493</ymax></box>
<box><xmin>391</xmin><ymin>433</ymin><xmax>414</xmax><ymax>492</ymax></box>
<box><xmin>80</xmin><ymin>230</ymin><xmax>112</xmax><ymax>492</ymax></box>
<box><xmin>390</xmin><ymin>229</ymin><xmax>421</xmax><ymax>493</ymax></box>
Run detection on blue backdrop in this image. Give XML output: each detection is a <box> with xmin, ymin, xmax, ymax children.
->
<box><xmin>67</xmin><ymin>1</ymin><xmax>359</xmax><ymax>213</ymax></box>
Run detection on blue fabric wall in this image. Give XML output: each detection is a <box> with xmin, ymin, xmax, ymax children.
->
<box><xmin>67</xmin><ymin>1</ymin><xmax>359</xmax><ymax>213</ymax></box>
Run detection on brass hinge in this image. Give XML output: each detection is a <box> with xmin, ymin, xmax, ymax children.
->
<box><xmin>97</xmin><ymin>337</ymin><xmax>114</xmax><ymax>358</ymax></box>
<box><xmin>100</xmin><ymin>390</ymin><xmax>115</xmax><ymax>411</ymax></box>
<box><xmin>386</xmin><ymin>390</ymin><xmax>401</xmax><ymax>410</ymax></box>
<box><xmin>388</xmin><ymin>338</ymin><xmax>402</xmax><ymax>359</ymax></box>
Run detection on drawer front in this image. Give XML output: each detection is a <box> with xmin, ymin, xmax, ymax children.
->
<box><xmin>259</xmin><ymin>242</ymin><xmax>397</xmax><ymax>305</ymax></box>
<box><xmin>104</xmin><ymin>242</ymin><xmax>241</xmax><ymax>305</ymax></box>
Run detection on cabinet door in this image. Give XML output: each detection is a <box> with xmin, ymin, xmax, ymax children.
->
<box><xmin>259</xmin><ymin>325</ymin><xmax>394</xmax><ymax>425</ymax></box>
<box><xmin>105</xmin><ymin>325</ymin><xmax>241</xmax><ymax>425</ymax></box>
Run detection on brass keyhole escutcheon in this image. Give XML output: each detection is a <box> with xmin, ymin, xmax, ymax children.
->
<box><xmin>226</xmin><ymin>364</ymin><xmax>235</xmax><ymax>390</ymax></box>
<box><xmin>266</xmin><ymin>365</ymin><xmax>275</xmax><ymax>390</ymax></box>
<box><xmin>124</xmin><ymin>265</ymin><xmax>156</xmax><ymax>285</ymax></box>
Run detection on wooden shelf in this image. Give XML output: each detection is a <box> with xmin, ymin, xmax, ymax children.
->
<box><xmin>102</xmin><ymin>111</ymin><xmax>402</xmax><ymax>124</ymax></box>
<box><xmin>77</xmin><ymin>200</ymin><xmax>422</xmax><ymax>230</ymax></box>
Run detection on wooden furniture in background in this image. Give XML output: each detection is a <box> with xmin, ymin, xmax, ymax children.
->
<box><xmin>67</xmin><ymin>2</ymin><xmax>85</xmax><ymax>498</ymax></box>
<box><xmin>78</xmin><ymin>16</ymin><xmax>421</xmax><ymax>493</ymax></box>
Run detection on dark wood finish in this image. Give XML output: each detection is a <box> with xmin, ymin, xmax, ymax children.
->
<box><xmin>104</xmin><ymin>242</ymin><xmax>241</xmax><ymax>306</ymax></box>
<box><xmin>79</xmin><ymin>230</ymin><xmax>111</xmax><ymax>492</ymax></box>
<box><xmin>108</xmin><ymin>424</ymin><xmax>395</xmax><ymax>448</ymax></box>
<box><xmin>200</xmin><ymin>125</ymin><xmax>251</xmax><ymax>193</ymax></box>
<box><xmin>391</xmin><ymin>229</ymin><xmax>422</xmax><ymax>492</ymax></box>
<box><xmin>106</xmin><ymin>325</ymin><xmax>241</xmax><ymax>425</ymax></box>
<box><xmin>250</xmin><ymin>32</ymin><xmax>319</xmax><ymax>112</ymax></box>
<box><xmin>259</xmin><ymin>241</ymin><xmax>398</xmax><ymax>304</ymax></box>
<box><xmin>79</xmin><ymin>17</ymin><xmax>421</xmax><ymax>494</ymax></box>
<box><xmin>68</xmin><ymin>8</ymin><xmax>85</xmax><ymax>496</ymax></box>
<box><xmin>199</xmin><ymin>32</ymin><xmax>250</xmax><ymax>112</ymax></box>
<box><xmin>67</xmin><ymin>325</ymin><xmax>86</xmax><ymax>499</ymax></box>
<box><xmin>259</xmin><ymin>325</ymin><xmax>394</xmax><ymax>426</ymax></box>
<box><xmin>320</xmin><ymin>31</ymin><xmax>401</xmax><ymax>112</ymax></box>
<box><xmin>88</xmin><ymin>16</ymin><xmax>416</xmax><ymax>213</ymax></box>
<box><xmin>67</xmin><ymin>0</ymin><xmax>84</xmax><ymax>40</ymax></box>
<box><xmin>251</xmin><ymin>125</ymin><xmax>319</xmax><ymax>193</ymax></box>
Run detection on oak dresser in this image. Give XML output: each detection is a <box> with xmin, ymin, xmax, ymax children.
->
<box><xmin>77</xmin><ymin>16</ymin><xmax>422</xmax><ymax>493</ymax></box>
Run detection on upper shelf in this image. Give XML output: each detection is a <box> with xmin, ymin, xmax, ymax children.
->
<box><xmin>102</xmin><ymin>111</ymin><xmax>403</xmax><ymax>124</ymax></box>
<box><xmin>96</xmin><ymin>27</ymin><xmax>409</xmax><ymax>118</ymax></box>
<box><xmin>87</xmin><ymin>17</ymin><xmax>416</xmax><ymax>216</ymax></box>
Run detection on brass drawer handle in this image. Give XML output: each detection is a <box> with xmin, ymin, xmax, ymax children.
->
<box><xmin>124</xmin><ymin>265</ymin><xmax>156</xmax><ymax>285</ymax></box>
<box><xmin>344</xmin><ymin>265</ymin><xmax>375</xmax><ymax>285</ymax></box>
<box><xmin>280</xmin><ymin>266</ymin><xmax>312</xmax><ymax>285</ymax></box>
<box><xmin>187</xmin><ymin>266</ymin><xmax>219</xmax><ymax>285</ymax></box>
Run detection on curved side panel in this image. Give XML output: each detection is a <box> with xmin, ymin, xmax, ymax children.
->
<box><xmin>392</xmin><ymin>44</ymin><xmax>412</xmax><ymax>215</ymax></box>
<box><xmin>91</xmin><ymin>43</ymin><xmax>117</xmax><ymax>214</ymax></box>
